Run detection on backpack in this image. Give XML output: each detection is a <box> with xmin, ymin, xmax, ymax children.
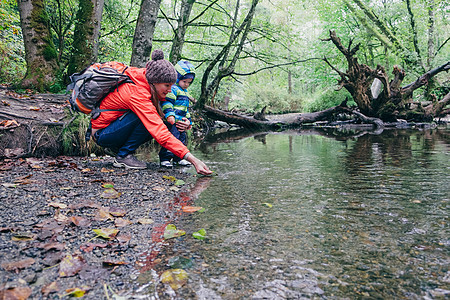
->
<box><xmin>67</xmin><ymin>61</ymin><xmax>134</xmax><ymax>120</ymax></box>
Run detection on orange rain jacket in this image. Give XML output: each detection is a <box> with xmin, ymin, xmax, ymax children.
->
<box><xmin>90</xmin><ymin>67</ymin><xmax>189</xmax><ymax>159</ymax></box>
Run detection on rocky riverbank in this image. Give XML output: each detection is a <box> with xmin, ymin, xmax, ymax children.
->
<box><xmin>0</xmin><ymin>155</ymin><xmax>208</xmax><ymax>298</ymax></box>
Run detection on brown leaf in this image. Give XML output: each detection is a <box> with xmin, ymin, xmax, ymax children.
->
<box><xmin>0</xmin><ymin>286</ymin><xmax>32</xmax><ymax>299</ymax></box>
<box><xmin>114</xmin><ymin>218</ymin><xmax>132</xmax><ymax>227</ymax></box>
<box><xmin>41</xmin><ymin>281</ymin><xmax>59</xmax><ymax>296</ymax></box>
<box><xmin>181</xmin><ymin>206</ymin><xmax>204</xmax><ymax>213</ymax></box>
<box><xmin>59</xmin><ymin>254</ymin><xmax>86</xmax><ymax>277</ymax></box>
<box><xmin>79</xmin><ymin>243</ymin><xmax>108</xmax><ymax>253</ymax></box>
<box><xmin>1</xmin><ymin>258</ymin><xmax>35</xmax><ymax>271</ymax></box>
<box><xmin>48</xmin><ymin>202</ymin><xmax>67</xmax><ymax>209</ymax></box>
<box><xmin>109</xmin><ymin>207</ymin><xmax>126</xmax><ymax>217</ymax></box>
<box><xmin>101</xmin><ymin>167</ymin><xmax>114</xmax><ymax>173</ymax></box>
<box><xmin>69</xmin><ymin>216</ymin><xmax>91</xmax><ymax>227</ymax></box>
<box><xmin>95</xmin><ymin>208</ymin><xmax>114</xmax><ymax>221</ymax></box>
<box><xmin>54</xmin><ymin>209</ymin><xmax>69</xmax><ymax>223</ymax></box>
<box><xmin>28</xmin><ymin>106</ymin><xmax>40</xmax><ymax>111</ymax></box>
<box><xmin>116</xmin><ymin>234</ymin><xmax>131</xmax><ymax>244</ymax></box>
<box><xmin>137</xmin><ymin>218</ymin><xmax>154</xmax><ymax>225</ymax></box>
<box><xmin>37</xmin><ymin>242</ymin><xmax>65</xmax><ymax>251</ymax></box>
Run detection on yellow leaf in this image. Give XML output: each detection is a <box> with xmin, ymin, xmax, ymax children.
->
<box><xmin>93</xmin><ymin>228</ymin><xmax>119</xmax><ymax>239</ymax></box>
<box><xmin>161</xmin><ymin>269</ymin><xmax>188</xmax><ymax>290</ymax></box>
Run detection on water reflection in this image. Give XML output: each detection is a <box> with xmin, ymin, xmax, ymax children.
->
<box><xmin>137</xmin><ymin>128</ymin><xmax>449</xmax><ymax>299</ymax></box>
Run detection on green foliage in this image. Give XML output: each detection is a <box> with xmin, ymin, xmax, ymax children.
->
<box><xmin>0</xmin><ymin>0</ymin><xmax>26</xmax><ymax>84</ymax></box>
<box><xmin>303</xmin><ymin>88</ymin><xmax>355</xmax><ymax>113</ymax></box>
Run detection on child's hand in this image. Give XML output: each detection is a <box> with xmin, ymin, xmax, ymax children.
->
<box><xmin>167</xmin><ymin>116</ymin><xmax>176</xmax><ymax>125</ymax></box>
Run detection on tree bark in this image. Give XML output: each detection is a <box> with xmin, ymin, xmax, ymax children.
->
<box><xmin>196</xmin><ymin>0</ymin><xmax>260</xmax><ymax>109</ymax></box>
<box><xmin>18</xmin><ymin>0</ymin><xmax>59</xmax><ymax>91</ymax></box>
<box><xmin>325</xmin><ymin>30</ymin><xmax>450</xmax><ymax>122</ymax></box>
<box><xmin>130</xmin><ymin>0</ymin><xmax>162</xmax><ymax>68</ymax></box>
<box><xmin>169</xmin><ymin>0</ymin><xmax>195</xmax><ymax>64</ymax></box>
<box><xmin>67</xmin><ymin>0</ymin><xmax>104</xmax><ymax>75</ymax></box>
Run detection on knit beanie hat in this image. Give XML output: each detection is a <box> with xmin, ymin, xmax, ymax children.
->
<box><xmin>145</xmin><ymin>50</ymin><xmax>177</xmax><ymax>84</ymax></box>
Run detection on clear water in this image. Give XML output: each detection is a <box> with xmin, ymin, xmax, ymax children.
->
<box><xmin>137</xmin><ymin>128</ymin><xmax>450</xmax><ymax>299</ymax></box>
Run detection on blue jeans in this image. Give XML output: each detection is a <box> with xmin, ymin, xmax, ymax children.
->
<box><xmin>93</xmin><ymin>112</ymin><xmax>151</xmax><ymax>157</ymax></box>
<box><xmin>159</xmin><ymin>123</ymin><xmax>186</xmax><ymax>162</ymax></box>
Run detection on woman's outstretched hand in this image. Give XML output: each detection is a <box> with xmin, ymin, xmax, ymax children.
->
<box><xmin>186</xmin><ymin>154</ymin><xmax>212</xmax><ymax>176</ymax></box>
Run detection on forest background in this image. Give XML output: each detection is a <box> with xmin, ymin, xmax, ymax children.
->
<box><xmin>1</xmin><ymin>0</ymin><xmax>449</xmax><ymax>116</ymax></box>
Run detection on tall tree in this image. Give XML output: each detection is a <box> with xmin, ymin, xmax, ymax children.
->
<box><xmin>168</xmin><ymin>0</ymin><xmax>196</xmax><ymax>64</ymax></box>
<box><xmin>196</xmin><ymin>0</ymin><xmax>260</xmax><ymax>108</ymax></box>
<box><xmin>130</xmin><ymin>0</ymin><xmax>162</xmax><ymax>67</ymax></box>
<box><xmin>67</xmin><ymin>0</ymin><xmax>105</xmax><ymax>75</ymax></box>
<box><xmin>18</xmin><ymin>0</ymin><xmax>59</xmax><ymax>91</ymax></box>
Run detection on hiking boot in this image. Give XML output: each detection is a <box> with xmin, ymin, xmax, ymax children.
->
<box><xmin>175</xmin><ymin>159</ymin><xmax>192</xmax><ymax>166</ymax></box>
<box><xmin>113</xmin><ymin>154</ymin><xmax>147</xmax><ymax>169</ymax></box>
<box><xmin>160</xmin><ymin>160</ymin><xmax>173</xmax><ymax>168</ymax></box>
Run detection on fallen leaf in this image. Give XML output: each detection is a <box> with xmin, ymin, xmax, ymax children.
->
<box><xmin>102</xmin><ymin>260</ymin><xmax>128</xmax><ymax>266</ymax></box>
<box><xmin>29</xmin><ymin>106</ymin><xmax>40</xmax><ymax>111</ymax></box>
<box><xmin>114</xmin><ymin>218</ymin><xmax>132</xmax><ymax>227</ymax></box>
<box><xmin>48</xmin><ymin>202</ymin><xmax>67</xmax><ymax>209</ymax></box>
<box><xmin>59</xmin><ymin>254</ymin><xmax>86</xmax><ymax>277</ymax></box>
<box><xmin>181</xmin><ymin>206</ymin><xmax>204</xmax><ymax>213</ymax></box>
<box><xmin>101</xmin><ymin>188</ymin><xmax>121</xmax><ymax>199</ymax></box>
<box><xmin>1</xmin><ymin>258</ymin><xmax>35</xmax><ymax>271</ymax></box>
<box><xmin>37</xmin><ymin>242</ymin><xmax>65</xmax><ymax>251</ymax></box>
<box><xmin>137</xmin><ymin>218</ymin><xmax>154</xmax><ymax>225</ymax></box>
<box><xmin>109</xmin><ymin>207</ymin><xmax>126</xmax><ymax>217</ymax></box>
<box><xmin>0</xmin><ymin>120</ymin><xmax>19</xmax><ymax>128</ymax></box>
<box><xmin>0</xmin><ymin>287</ymin><xmax>32</xmax><ymax>299</ymax></box>
<box><xmin>102</xmin><ymin>182</ymin><xmax>114</xmax><ymax>188</ymax></box>
<box><xmin>41</xmin><ymin>281</ymin><xmax>59</xmax><ymax>296</ymax></box>
<box><xmin>192</xmin><ymin>228</ymin><xmax>207</xmax><ymax>240</ymax></box>
<box><xmin>54</xmin><ymin>210</ymin><xmax>69</xmax><ymax>223</ymax></box>
<box><xmin>161</xmin><ymin>269</ymin><xmax>188</xmax><ymax>290</ymax></box>
<box><xmin>101</xmin><ymin>167</ymin><xmax>114</xmax><ymax>173</ymax></box>
<box><xmin>175</xmin><ymin>179</ymin><xmax>185</xmax><ymax>186</ymax></box>
<box><xmin>1</xmin><ymin>183</ymin><xmax>17</xmax><ymax>188</ymax></box>
<box><xmin>11</xmin><ymin>232</ymin><xmax>35</xmax><ymax>241</ymax></box>
<box><xmin>95</xmin><ymin>208</ymin><xmax>114</xmax><ymax>221</ymax></box>
<box><xmin>93</xmin><ymin>228</ymin><xmax>119</xmax><ymax>239</ymax></box>
<box><xmin>262</xmin><ymin>203</ymin><xmax>273</xmax><ymax>208</ymax></box>
<box><xmin>79</xmin><ymin>243</ymin><xmax>108</xmax><ymax>253</ymax></box>
<box><xmin>65</xmin><ymin>286</ymin><xmax>89</xmax><ymax>297</ymax></box>
<box><xmin>116</xmin><ymin>234</ymin><xmax>131</xmax><ymax>244</ymax></box>
<box><xmin>163</xmin><ymin>175</ymin><xmax>177</xmax><ymax>182</ymax></box>
<box><xmin>69</xmin><ymin>216</ymin><xmax>91</xmax><ymax>227</ymax></box>
<box><xmin>168</xmin><ymin>256</ymin><xmax>194</xmax><ymax>269</ymax></box>
<box><xmin>152</xmin><ymin>186</ymin><xmax>166</xmax><ymax>192</ymax></box>
<box><xmin>164</xmin><ymin>224</ymin><xmax>185</xmax><ymax>240</ymax></box>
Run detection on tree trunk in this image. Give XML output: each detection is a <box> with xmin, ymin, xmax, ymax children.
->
<box><xmin>130</xmin><ymin>0</ymin><xmax>162</xmax><ymax>68</ymax></box>
<box><xmin>67</xmin><ymin>0</ymin><xmax>104</xmax><ymax>75</ymax></box>
<box><xmin>18</xmin><ymin>0</ymin><xmax>58</xmax><ymax>91</ymax></box>
<box><xmin>427</xmin><ymin>0</ymin><xmax>435</xmax><ymax>68</ymax></box>
<box><xmin>169</xmin><ymin>0</ymin><xmax>195</xmax><ymax>64</ymax></box>
<box><xmin>196</xmin><ymin>0</ymin><xmax>260</xmax><ymax>109</ymax></box>
<box><xmin>324</xmin><ymin>30</ymin><xmax>450</xmax><ymax>122</ymax></box>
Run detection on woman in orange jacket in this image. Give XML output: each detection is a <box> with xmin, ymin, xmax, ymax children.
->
<box><xmin>90</xmin><ymin>50</ymin><xmax>211</xmax><ymax>175</ymax></box>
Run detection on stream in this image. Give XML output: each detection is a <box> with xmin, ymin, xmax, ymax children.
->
<box><xmin>136</xmin><ymin>127</ymin><xmax>449</xmax><ymax>299</ymax></box>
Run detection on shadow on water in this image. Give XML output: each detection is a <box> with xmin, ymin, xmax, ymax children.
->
<box><xmin>130</xmin><ymin>126</ymin><xmax>449</xmax><ymax>299</ymax></box>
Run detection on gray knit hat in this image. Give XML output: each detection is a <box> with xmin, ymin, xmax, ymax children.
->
<box><xmin>145</xmin><ymin>50</ymin><xmax>177</xmax><ymax>84</ymax></box>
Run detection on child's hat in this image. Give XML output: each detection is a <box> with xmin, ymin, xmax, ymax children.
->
<box><xmin>145</xmin><ymin>50</ymin><xmax>177</xmax><ymax>84</ymax></box>
<box><xmin>175</xmin><ymin>61</ymin><xmax>196</xmax><ymax>83</ymax></box>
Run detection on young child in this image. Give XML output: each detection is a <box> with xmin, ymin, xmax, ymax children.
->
<box><xmin>159</xmin><ymin>60</ymin><xmax>196</xmax><ymax>168</ymax></box>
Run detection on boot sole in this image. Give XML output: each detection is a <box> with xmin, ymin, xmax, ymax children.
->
<box><xmin>113</xmin><ymin>161</ymin><xmax>147</xmax><ymax>169</ymax></box>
